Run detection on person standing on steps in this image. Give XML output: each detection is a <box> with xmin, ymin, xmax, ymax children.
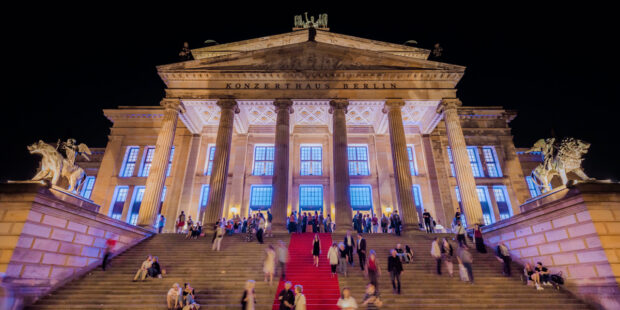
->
<box><xmin>365</xmin><ymin>250</ymin><xmax>380</xmax><ymax>290</ymax></box>
<box><xmin>473</xmin><ymin>224</ymin><xmax>487</xmax><ymax>253</ymax></box>
<box><xmin>357</xmin><ymin>233</ymin><xmax>367</xmax><ymax>271</ymax></box>
<box><xmin>256</xmin><ymin>213</ymin><xmax>265</xmax><ymax>244</ymax></box>
<box><xmin>496</xmin><ymin>242</ymin><xmax>511</xmax><ymax>276</ymax></box>
<box><xmin>328</xmin><ymin>242</ymin><xmax>340</xmax><ymax>277</ymax></box>
<box><xmin>302</xmin><ymin>212</ymin><xmax>308</xmax><ymax>233</ymax></box>
<box><xmin>277</xmin><ymin>240</ymin><xmax>289</xmax><ymax>280</ymax></box>
<box><xmin>241</xmin><ymin>280</ymin><xmax>256</xmax><ymax>310</ymax></box>
<box><xmin>266</xmin><ymin>210</ymin><xmax>273</xmax><ymax>238</ymax></box>
<box><xmin>381</xmin><ymin>214</ymin><xmax>388</xmax><ymax>233</ymax></box>
<box><xmin>312</xmin><ymin>234</ymin><xmax>322</xmax><ymax>267</ymax></box>
<box><xmin>158</xmin><ymin>214</ymin><xmax>166</xmax><ymax>234</ymax></box>
<box><xmin>344</xmin><ymin>230</ymin><xmax>355</xmax><ymax>266</ymax></box>
<box><xmin>455</xmin><ymin>220</ymin><xmax>467</xmax><ymax>247</ymax></box>
<box><xmin>337</xmin><ymin>287</ymin><xmax>358</xmax><ymax>310</ymax></box>
<box><xmin>278</xmin><ymin>281</ymin><xmax>295</xmax><ymax>310</ymax></box>
<box><xmin>294</xmin><ymin>284</ymin><xmax>307</xmax><ymax>310</ymax></box>
<box><xmin>263</xmin><ymin>245</ymin><xmax>276</xmax><ymax>285</ymax></box>
<box><xmin>176</xmin><ymin>211</ymin><xmax>186</xmax><ymax>234</ymax></box>
<box><xmin>387</xmin><ymin>249</ymin><xmax>404</xmax><ymax>294</ymax></box>
<box><xmin>212</xmin><ymin>224</ymin><xmax>224</xmax><ymax>251</ymax></box>
<box><xmin>431</xmin><ymin>237</ymin><xmax>442</xmax><ymax>275</ymax></box>
<box><xmin>423</xmin><ymin>209</ymin><xmax>433</xmax><ymax>233</ymax></box>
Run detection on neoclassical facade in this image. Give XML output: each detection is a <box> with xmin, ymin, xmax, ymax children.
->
<box><xmin>86</xmin><ymin>29</ymin><xmax>536</xmax><ymax>232</ymax></box>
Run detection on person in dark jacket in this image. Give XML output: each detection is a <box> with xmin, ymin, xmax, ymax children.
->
<box><xmin>387</xmin><ymin>249</ymin><xmax>404</xmax><ymax>294</ymax></box>
<box><xmin>344</xmin><ymin>231</ymin><xmax>355</xmax><ymax>266</ymax></box>
<box><xmin>357</xmin><ymin>234</ymin><xmax>367</xmax><ymax>271</ymax></box>
<box><xmin>278</xmin><ymin>281</ymin><xmax>295</xmax><ymax>310</ymax></box>
<box><xmin>148</xmin><ymin>256</ymin><xmax>162</xmax><ymax>278</ymax></box>
<box><xmin>496</xmin><ymin>242</ymin><xmax>511</xmax><ymax>276</ymax></box>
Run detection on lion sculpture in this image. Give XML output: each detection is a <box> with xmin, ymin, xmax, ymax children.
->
<box><xmin>27</xmin><ymin>140</ymin><xmax>91</xmax><ymax>193</ymax></box>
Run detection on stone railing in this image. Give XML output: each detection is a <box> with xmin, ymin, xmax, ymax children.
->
<box><xmin>0</xmin><ymin>182</ymin><xmax>152</xmax><ymax>308</ymax></box>
<box><xmin>481</xmin><ymin>182</ymin><xmax>620</xmax><ymax>310</ymax></box>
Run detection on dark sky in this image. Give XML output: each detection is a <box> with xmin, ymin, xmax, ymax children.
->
<box><xmin>2</xmin><ymin>4</ymin><xmax>618</xmax><ymax>181</ymax></box>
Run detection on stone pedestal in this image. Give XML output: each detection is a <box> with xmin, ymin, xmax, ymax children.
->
<box><xmin>330</xmin><ymin>99</ymin><xmax>352</xmax><ymax>232</ymax></box>
<box><xmin>201</xmin><ymin>99</ymin><xmax>238</xmax><ymax>230</ymax></box>
<box><xmin>137</xmin><ymin>99</ymin><xmax>183</xmax><ymax>230</ymax></box>
<box><xmin>385</xmin><ymin>99</ymin><xmax>419</xmax><ymax>231</ymax></box>
<box><xmin>271</xmin><ymin>99</ymin><xmax>293</xmax><ymax>231</ymax></box>
<box><xmin>438</xmin><ymin>98</ymin><xmax>482</xmax><ymax>227</ymax></box>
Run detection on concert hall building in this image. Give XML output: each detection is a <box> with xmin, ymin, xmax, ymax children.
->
<box><xmin>84</xmin><ymin>28</ymin><xmax>542</xmax><ymax>232</ymax></box>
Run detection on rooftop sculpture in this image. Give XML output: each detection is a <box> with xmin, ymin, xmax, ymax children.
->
<box><xmin>27</xmin><ymin>139</ymin><xmax>91</xmax><ymax>193</ymax></box>
<box><xmin>294</xmin><ymin>12</ymin><xmax>328</xmax><ymax>29</ymax></box>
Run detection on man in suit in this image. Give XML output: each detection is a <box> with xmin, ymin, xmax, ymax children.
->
<box><xmin>357</xmin><ymin>233</ymin><xmax>367</xmax><ymax>271</ymax></box>
<box><xmin>344</xmin><ymin>230</ymin><xmax>355</xmax><ymax>266</ymax></box>
<box><xmin>388</xmin><ymin>249</ymin><xmax>404</xmax><ymax>294</ymax></box>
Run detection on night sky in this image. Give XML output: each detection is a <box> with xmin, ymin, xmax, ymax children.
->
<box><xmin>2</xmin><ymin>4</ymin><xmax>618</xmax><ymax>182</ymax></box>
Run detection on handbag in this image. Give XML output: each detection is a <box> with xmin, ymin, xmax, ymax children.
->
<box><xmin>459</xmin><ymin>264</ymin><xmax>469</xmax><ymax>282</ymax></box>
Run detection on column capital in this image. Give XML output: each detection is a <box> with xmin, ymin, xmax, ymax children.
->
<box><xmin>437</xmin><ymin>98</ymin><xmax>462</xmax><ymax>113</ymax></box>
<box><xmin>328</xmin><ymin>98</ymin><xmax>348</xmax><ymax>114</ymax></box>
<box><xmin>217</xmin><ymin>98</ymin><xmax>240</xmax><ymax>113</ymax></box>
<box><xmin>160</xmin><ymin>98</ymin><xmax>185</xmax><ymax>113</ymax></box>
<box><xmin>273</xmin><ymin>98</ymin><xmax>294</xmax><ymax>113</ymax></box>
<box><xmin>383</xmin><ymin>98</ymin><xmax>405</xmax><ymax>113</ymax></box>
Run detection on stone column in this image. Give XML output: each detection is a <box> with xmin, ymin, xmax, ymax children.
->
<box><xmin>437</xmin><ymin>98</ymin><xmax>482</xmax><ymax>227</ymax></box>
<box><xmin>384</xmin><ymin>99</ymin><xmax>419</xmax><ymax>231</ymax></box>
<box><xmin>201</xmin><ymin>99</ymin><xmax>239</xmax><ymax>230</ymax></box>
<box><xmin>137</xmin><ymin>99</ymin><xmax>183</xmax><ymax>230</ymax></box>
<box><xmin>271</xmin><ymin>99</ymin><xmax>293</xmax><ymax>231</ymax></box>
<box><xmin>330</xmin><ymin>99</ymin><xmax>352</xmax><ymax>232</ymax></box>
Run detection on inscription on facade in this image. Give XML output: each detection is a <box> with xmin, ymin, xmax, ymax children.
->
<box><xmin>225</xmin><ymin>82</ymin><xmax>398</xmax><ymax>90</ymax></box>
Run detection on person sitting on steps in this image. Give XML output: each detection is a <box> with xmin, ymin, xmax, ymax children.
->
<box><xmin>148</xmin><ymin>256</ymin><xmax>163</xmax><ymax>278</ymax></box>
<box><xmin>133</xmin><ymin>255</ymin><xmax>152</xmax><ymax>282</ymax></box>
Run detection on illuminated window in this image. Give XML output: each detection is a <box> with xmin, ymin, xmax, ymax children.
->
<box><xmin>252</xmin><ymin>146</ymin><xmax>275</xmax><ymax>176</ymax></box>
<box><xmin>300</xmin><ymin>145</ymin><xmax>322</xmax><ymax>176</ymax></box>
<box><xmin>166</xmin><ymin>147</ymin><xmax>175</xmax><ymax>177</ymax></box>
<box><xmin>493</xmin><ymin>185</ymin><xmax>513</xmax><ymax>220</ymax></box>
<box><xmin>80</xmin><ymin>176</ymin><xmax>96</xmax><ymax>199</ymax></box>
<box><xmin>249</xmin><ymin>185</ymin><xmax>273</xmax><ymax>210</ymax></box>
<box><xmin>299</xmin><ymin>185</ymin><xmax>323</xmax><ymax>211</ymax></box>
<box><xmin>120</xmin><ymin>147</ymin><xmax>139</xmax><ymax>177</ymax></box>
<box><xmin>205</xmin><ymin>146</ymin><xmax>216</xmax><ymax>175</ymax></box>
<box><xmin>525</xmin><ymin>176</ymin><xmax>541</xmax><ymax>198</ymax></box>
<box><xmin>412</xmin><ymin>185</ymin><xmax>424</xmax><ymax>223</ymax></box>
<box><xmin>407</xmin><ymin>145</ymin><xmax>418</xmax><ymax>176</ymax></box>
<box><xmin>110</xmin><ymin>186</ymin><xmax>128</xmax><ymax>220</ymax></box>
<box><xmin>476</xmin><ymin>186</ymin><xmax>495</xmax><ymax>225</ymax></box>
<box><xmin>447</xmin><ymin>147</ymin><xmax>456</xmax><ymax>176</ymax></box>
<box><xmin>128</xmin><ymin>186</ymin><xmax>166</xmax><ymax>225</ymax></box>
<box><xmin>348</xmin><ymin>145</ymin><xmax>370</xmax><ymax>176</ymax></box>
<box><xmin>200</xmin><ymin>185</ymin><xmax>210</xmax><ymax>210</ymax></box>
<box><xmin>447</xmin><ymin>146</ymin><xmax>484</xmax><ymax>177</ymax></box>
<box><xmin>139</xmin><ymin>146</ymin><xmax>155</xmax><ymax>177</ymax></box>
<box><xmin>350</xmin><ymin>185</ymin><xmax>372</xmax><ymax>210</ymax></box>
<box><xmin>482</xmin><ymin>146</ymin><xmax>502</xmax><ymax>177</ymax></box>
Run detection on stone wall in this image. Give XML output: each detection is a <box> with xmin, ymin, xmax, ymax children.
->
<box><xmin>0</xmin><ymin>182</ymin><xmax>152</xmax><ymax>307</ymax></box>
<box><xmin>481</xmin><ymin>182</ymin><xmax>620</xmax><ymax>309</ymax></box>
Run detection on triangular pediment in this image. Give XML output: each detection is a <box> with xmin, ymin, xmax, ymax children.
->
<box><xmin>158</xmin><ymin>41</ymin><xmax>464</xmax><ymax>72</ymax></box>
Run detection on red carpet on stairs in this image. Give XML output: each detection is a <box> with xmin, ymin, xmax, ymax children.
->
<box><xmin>272</xmin><ymin>233</ymin><xmax>340</xmax><ymax>310</ymax></box>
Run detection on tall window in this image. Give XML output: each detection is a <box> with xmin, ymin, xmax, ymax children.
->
<box><xmin>110</xmin><ymin>186</ymin><xmax>128</xmax><ymax>220</ymax></box>
<box><xmin>200</xmin><ymin>185</ymin><xmax>210</xmax><ymax>211</ymax></box>
<box><xmin>407</xmin><ymin>145</ymin><xmax>418</xmax><ymax>176</ymax></box>
<box><xmin>476</xmin><ymin>186</ymin><xmax>495</xmax><ymax>225</ymax></box>
<box><xmin>166</xmin><ymin>146</ymin><xmax>175</xmax><ymax>177</ymax></box>
<box><xmin>493</xmin><ymin>185</ymin><xmax>513</xmax><ymax>220</ymax></box>
<box><xmin>205</xmin><ymin>146</ymin><xmax>216</xmax><ymax>175</ymax></box>
<box><xmin>299</xmin><ymin>185</ymin><xmax>323</xmax><ymax>211</ymax></box>
<box><xmin>447</xmin><ymin>147</ymin><xmax>456</xmax><ymax>176</ymax></box>
<box><xmin>300</xmin><ymin>145</ymin><xmax>322</xmax><ymax>176</ymax></box>
<box><xmin>412</xmin><ymin>185</ymin><xmax>424</xmax><ymax>223</ymax></box>
<box><xmin>467</xmin><ymin>147</ymin><xmax>484</xmax><ymax>178</ymax></box>
<box><xmin>80</xmin><ymin>176</ymin><xmax>96</xmax><ymax>199</ymax></box>
<box><xmin>348</xmin><ymin>145</ymin><xmax>370</xmax><ymax>176</ymax></box>
<box><xmin>128</xmin><ymin>186</ymin><xmax>145</xmax><ymax>225</ymax></box>
<box><xmin>350</xmin><ymin>185</ymin><xmax>372</xmax><ymax>210</ymax></box>
<box><xmin>139</xmin><ymin>146</ymin><xmax>155</xmax><ymax>177</ymax></box>
<box><xmin>249</xmin><ymin>185</ymin><xmax>273</xmax><ymax>210</ymax></box>
<box><xmin>252</xmin><ymin>146</ymin><xmax>275</xmax><ymax>176</ymax></box>
<box><xmin>525</xmin><ymin>176</ymin><xmax>541</xmax><ymax>198</ymax></box>
<box><xmin>120</xmin><ymin>147</ymin><xmax>139</xmax><ymax>177</ymax></box>
<box><xmin>482</xmin><ymin>146</ymin><xmax>502</xmax><ymax>177</ymax></box>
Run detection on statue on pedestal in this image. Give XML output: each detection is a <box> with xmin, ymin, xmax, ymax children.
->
<box><xmin>27</xmin><ymin>139</ymin><xmax>91</xmax><ymax>192</ymax></box>
<box><xmin>527</xmin><ymin>137</ymin><xmax>592</xmax><ymax>193</ymax></box>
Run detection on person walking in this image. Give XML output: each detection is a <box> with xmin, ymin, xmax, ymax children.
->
<box><xmin>455</xmin><ymin>220</ymin><xmax>467</xmax><ymax>247</ymax></box>
<box><xmin>387</xmin><ymin>249</ymin><xmax>403</xmax><ymax>294</ymax></box>
<box><xmin>423</xmin><ymin>209</ymin><xmax>433</xmax><ymax>233</ymax></box>
<box><xmin>431</xmin><ymin>237</ymin><xmax>442</xmax><ymax>275</ymax></box>
<box><xmin>241</xmin><ymin>280</ymin><xmax>256</xmax><ymax>310</ymax></box>
<box><xmin>337</xmin><ymin>287</ymin><xmax>358</xmax><ymax>310</ymax></box>
<box><xmin>357</xmin><ymin>234</ymin><xmax>367</xmax><ymax>271</ymax></box>
<box><xmin>344</xmin><ymin>231</ymin><xmax>355</xmax><ymax>266</ymax></box>
<box><xmin>212</xmin><ymin>224</ymin><xmax>224</xmax><ymax>251</ymax></box>
<box><xmin>312</xmin><ymin>234</ymin><xmax>322</xmax><ymax>267</ymax></box>
<box><xmin>328</xmin><ymin>242</ymin><xmax>340</xmax><ymax>277</ymax></box>
<box><xmin>102</xmin><ymin>237</ymin><xmax>116</xmax><ymax>271</ymax></box>
<box><xmin>277</xmin><ymin>240</ymin><xmax>289</xmax><ymax>279</ymax></box>
<box><xmin>263</xmin><ymin>245</ymin><xmax>276</xmax><ymax>285</ymax></box>
<box><xmin>371</xmin><ymin>214</ymin><xmax>378</xmax><ymax>234</ymax></box>
<box><xmin>338</xmin><ymin>242</ymin><xmax>348</xmax><ymax>277</ymax></box>
<box><xmin>457</xmin><ymin>244</ymin><xmax>474</xmax><ymax>284</ymax></box>
<box><xmin>365</xmin><ymin>250</ymin><xmax>380</xmax><ymax>290</ymax></box>
<box><xmin>256</xmin><ymin>214</ymin><xmax>265</xmax><ymax>244</ymax></box>
<box><xmin>474</xmin><ymin>224</ymin><xmax>487</xmax><ymax>253</ymax></box>
<box><xmin>442</xmin><ymin>238</ymin><xmax>454</xmax><ymax>277</ymax></box>
<box><xmin>278</xmin><ymin>281</ymin><xmax>295</xmax><ymax>310</ymax></box>
<box><xmin>496</xmin><ymin>242</ymin><xmax>511</xmax><ymax>276</ymax></box>
<box><xmin>362</xmin><ymin>283</ymin><xmax>382</xmax><ymax>310</ymax></box>
<box><xmin>294</xmin><ymin>284</ymin><xmax>307</xmax><ymax>310</ymax></box>
<box><xmin>158</xmin><ymin>214</ymin><xmax>166</xmax><ymax>234</ymax></box>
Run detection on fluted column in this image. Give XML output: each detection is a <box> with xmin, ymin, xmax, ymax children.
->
<box><xmin>330</xmin><ymin>99</ymin><xmax>352</xmax><ymax>232</ymax></box>
<box><xmin>384</xmin><ymin>99</ymin><xmax>419</xmax><ymax>231</ymax></box>
<box><xmin>271</xmin><ymin>99</ymin><xmax>293</xmax><ymax>231</ymax></box>
<box><xmin>437</xmin><ymin>98</ymin><xmax>482</xmax><ymax>227</ymax></box>
<box><xmin>137</xmin><ymin>98</ymin><xmax>183</xmax><ymax>230</ymax></box>
<box><xmin>201</xmin><ymin>99</ymin><xmax>239</xmax><ymax>229</ymax></box>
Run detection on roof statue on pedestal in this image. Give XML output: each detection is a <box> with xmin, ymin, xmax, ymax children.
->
<box><xmin>294</xmin><ymin>12</ymin><xmax>328</xmax><ymax>29</ymax></box>
<box><xmin>526</xmin><ymin>137</ymin><xmax>592</xmax><ymax>193</ymax></box>
<box><xmin>27</xmin><ymin>139</ymin><xmax>91</xmax><ymax>193</ymax></box>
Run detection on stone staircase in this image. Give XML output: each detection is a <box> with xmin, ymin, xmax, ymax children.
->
<box><xmin>334</xmin><ymin>232</ymin><xmax>592</xmax><ymax>310</ymax></box>
<box><xmin>26</xmin><ymin>233</ymin><xmax>290</xmax><ymax>310</ymax></box>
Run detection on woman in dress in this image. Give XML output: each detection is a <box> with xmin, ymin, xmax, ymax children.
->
<box><xmin>312</xmin><ymin>234</ymin><xmax>321</xmax><ymax>267</ymax></box>
<box><xmin>177</xmin><ymin>211</ymin><xmax>186</xmax><ymax>233</ymax></box>
<box><xmin>337</xmin><ymin>287</ymin><xmax>358</xmax><ymax>310</ymax></box>
<box><xmin>294</xmin><ymin>284</ymin><xmax>307</xmax><ymax>310</ymax></box>
<box><xmin>241</xmin><ymin>280</ymin><xmax>256</xmax><ymax>310</ymax></box>
<box><xmin>327</xmin><ymin>242</ymin><xmax>339</xmax><ymax>277</ymax></box>
<box><xmin>365</xmin><ymin>250</ymin><xmax>380</xmax><ymax>290</ymax></box>
<box><xmin>474</xmin><ymin>224</ymin><xmax>487</xmax><ymax>253</ymax></box>
<box><xmin>264</xmin><ymin>245</ymin><xmax>276</xmax><ymax>285</ymax></box>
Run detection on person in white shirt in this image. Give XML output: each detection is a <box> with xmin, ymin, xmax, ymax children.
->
<box><xmin>212</xmin><ymin>225</ymin><xmax>224</xmax><ymax>251</ymax></box>
<box><xmin>337</xmin><ymin>287</ymin><xmax>358</xmax><ymax>310</ymax></box>
<box><xmin>294</xmin><ymin>285</ymin><xmax>307</xmax><ymax>310</ymax></box>
<box><xmin>133</xmin><ymin>255</ymin><xmax>152</xmax><ymax>281</ymax></box>
<box><xmin>166</xmin><ymin>283</ymin><xmax>182</xmax><ymax>309</ymax></box>
<box><xmin>327</xmin><ymin>242</ymin><xmax>340</xmax><ymax>277</ymax></box>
